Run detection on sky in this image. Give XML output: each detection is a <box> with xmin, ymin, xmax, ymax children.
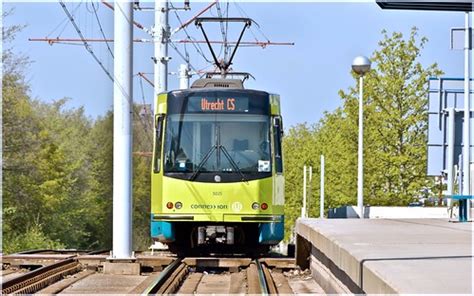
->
<box><xmin>3</xmin><ymin>0</ymin><xmax>468</xmax><ymax>129</ymax></box>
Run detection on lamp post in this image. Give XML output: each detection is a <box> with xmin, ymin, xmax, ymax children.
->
<box><xmin>352</xmin><ymin>56</ymin><xmax>371</xmax><ymax>219</ymax></box>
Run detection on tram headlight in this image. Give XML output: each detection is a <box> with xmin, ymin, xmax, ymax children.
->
<box><xmin>251</xmin><ymin>202</ymin><xmax>260</xmax><ymax>210</ymax></box>
<box><xmin>175</xmin><ymin>202</ymin><xmax>183</xmax><ymax>209</ymax></box>
<box><xmin>261</xmin><ymin>203</ymin><xmax>268</xmax><ymax>210</ymax></box>
<box><xmin>166</xmin><ymin>202</ymin><xmax>174</xmax><ymax>209</ymax></box>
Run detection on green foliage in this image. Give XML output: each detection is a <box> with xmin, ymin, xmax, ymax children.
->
<box><xmin>132</xmin><ymin>106</ymin><xmax>153</xmax><ymax>251</ymax></box>
<box><xmin>2</xmin><ymin>89</ymin><xmax>154</xmax><ymax>253</ymax></box>
<box><xmin>82</xmin><ymin>112</ymin><xmax>114</xmax><ymax>250</ymax></box>
<box><xmin>2</xmin><ymin>19</ymin><xmax>154</xmax><ymax>252</ymax></box>
<box><xmin>283</xmin><ymin>28</ymin><xmax>442</xmax><ymax>241</ymax></box>
<box><xmin>2</xmin><ymin>224</ymin><xmax>65</xmax><ymax>254</ymax></box>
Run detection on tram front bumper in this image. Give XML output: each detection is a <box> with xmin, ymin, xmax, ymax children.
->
<box><xmin>151</xmin><ymin>213</ymin><xmax>282</xmax><ymax>223</ymax></box>
<box><xmin>150</xmin><ymin>214</ymin><xmax>284</xmax><ymax>244</ymax></box>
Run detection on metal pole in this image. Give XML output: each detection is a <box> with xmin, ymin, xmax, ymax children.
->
<box><xmin>302</xmin><ymin>165</ymin><xmax>307</xmax><ymax>218</ymax></box>
<box><xmin>447</xmin><ymin>108</ymin><xmax>455</xmax><ymax>208</ymax></box>
<box><xmin>0</xmin><ymin>2</ymin><xmax>3</xmax><ymax>232</ymax></box>
<box><xmin>357</xmin><ymin>75</ymin><xmax>364</xmax><ymax>219</ymax></box>
<box><xmin>154</xmin><ymin>0</ymin><xmax>169</xmax><ymax>113</ymax></box>
<box><xmin>179</xmin><ymin>64</ymin><xmax>189</xmax><ymax>89</ymax></box>
<box><xmin>112</xmin><ymin>0</ymin><xmax>133</xmax><ymax>259</ymax></box>
<box><xmin>320</xmin><ymin>155</ymin><xmax>325</xmax><ymax>218</ymax></box>
<box><xmin>463</xmin><ymin>12</ymin><xmax>471</xmax><ymax>220</ymax></box>
<box><xmin>308</xmin><ymin>166</ymin><xmax>312</xmax><ymax>217</ymax></box>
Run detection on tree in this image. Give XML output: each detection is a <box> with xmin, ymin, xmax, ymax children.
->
<box><xmin>132</xmin><ymin>106</ymin><xmax>153</xmax><ymax>250</ymax></box>
<box><xmin>2</xmin><ymin>14</ymin><xmax>156</xmax><ymax>253</ymax></box>
<box><xmin>282</xmin><ymin>28</ymin><xmax>442</xmax><ymax>240</ymax></box>
<box><xmin>282</xmin><ymin>123</ymin><xmax>317</xmax><ymax>240</ymax></box>
<box><xmin>339</xmin><ymin>28</ymin><xmax>442</xmax><ymax>206</ymax></box>
<box><xmin>82</xmin><ymin>112</ymin><xmax>114</xmax><ymax>250</ymax></box>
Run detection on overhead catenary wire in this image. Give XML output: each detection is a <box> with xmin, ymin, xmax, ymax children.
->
<box><xmin>168</xmin><ymin>41</ymin><xmax>199</xmax><ymax>73</ymax></box>
<box><xmin>59</xmin><ymin>0</ymin><xmax>114</xmax><ymax>81</ymax></box>
<box><xmin>215</xmin><ymin>1</ymin><xmax>227</xmax><ymax>59</ymax></box>
<box><xmin>137</xmin><ymin>72</ymin><xmax>154</xmax><ymax>87</ymax></box>
<box><xmin>91</xmin><ymin>1</ymin><xmax>114</xmax><ymax>58</ymax></box>
<box><xmin>138</xmin><ymin>75</ymin><xmax>154</xmax><ymax>135</ymax></box>
<box><xmin>135</xmin><ymin>76</ymin><xmax>154</xmax><ymax>148</ymax></box>
<box><xmin>232</xmin><ymin>0</ymin><xmax>271</xmax><ymax>43</ymax></box>
<box><xmin>100</xmin><ymin>0</ymin><xmax>153</xmax><ymax>36</ymax></box>
<box><xmin>170</xmin><ymin>2</ymin><xmax>214</xmax><ymax>65</ymax></box>
<box><xmin>225</xmin><ymin>1</ymin><xmax>230</xmax><ymax>58</ymax></box>
<box><xmin>60</xmin><ymin>0</ymin><xmax>152</xmax><ymax>149</ymax></box>
<box><xmin>29</xmin><ymin>37</ymin><xmax>292</xmax><ymax>47</ymax></box>
<box><xmin>170</xmin><ymin>0</ymin><xmax>218</xmax><ymax>36</ymax></box>
<box><xmin>46</xmin><ymin>1</ymin><xmax>83</xmax><ymax>38</ymax></box>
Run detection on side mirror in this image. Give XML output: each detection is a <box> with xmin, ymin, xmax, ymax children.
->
<box><xmin>274</xmin><ymin>116</ymin><xmax>284</xmax><ymax>137</ymax></box>
<box><xmin>155</xmin><ymin>114</ymin><xmax>164</xmax><ymax>128</ymax></box>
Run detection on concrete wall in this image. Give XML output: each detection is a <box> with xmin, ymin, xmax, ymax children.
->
<box><xmin>328</xmin><ymin>206</ymin><xmax>464</xmax><ymax>219</ymax></box>
<box><xmin>296</xmin><ymin>218</ymin><xmax>474</xmax><ymax>294</ymax></box>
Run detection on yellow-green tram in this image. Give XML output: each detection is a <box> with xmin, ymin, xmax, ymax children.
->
<box><xmin>150</xmin><ymin>78</ymin><xmax>284</xmax><ymax>252</ymax></box>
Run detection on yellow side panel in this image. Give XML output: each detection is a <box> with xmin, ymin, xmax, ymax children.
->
<box><xmin>157</xmin><ymin>93</ymin><xmax>167</xmax><ymax>114</ymax></box>
<box><xmin>273</xmin><ymin>174</ymin><xmax>285</xmax><ymax>206</ymax></box>
<box><xmin>270</xmin><ymin>94</ymin><xmax>281</xmax><ymax>115</ymax></box>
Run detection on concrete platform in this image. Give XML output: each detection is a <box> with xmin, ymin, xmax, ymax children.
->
<box><xmin>296</xmin><ymin>218</ymin><xmax>473</xmax><ymax>294</ymax></box>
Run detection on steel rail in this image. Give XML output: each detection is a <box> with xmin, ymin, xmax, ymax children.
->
<box><xmin>15</xmin><ymin>249</ymin><xmax>88</xmax><ymax>254</ymax></box>
<box><xmin>260</xmin><ymin>260</ymin><xmax>278</xmax><ymax>294</ymax></box>
<box><xmin>255</xmin><ymin>259</ymin><xmax>269</xmax><ymax>294</ymax></box>
<box><xmin>141</xmin><ymin>258</ymin><xmax>187</xmax><ymax>295</ymax></box>
<box><xmin>1</xmin><ymin>258</ymin><xmax>81</xmax><ymax>294</ymax></box>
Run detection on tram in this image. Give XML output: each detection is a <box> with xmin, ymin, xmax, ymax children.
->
<box><xmin>150</xmin><ymin>77</ymin><xmax>284</xmax><ymax>252</ymax></box>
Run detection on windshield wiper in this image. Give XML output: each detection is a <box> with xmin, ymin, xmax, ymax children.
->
<box><xmin>189</xmin><ymin>145</ymin><xmax>217</xmax><ymax>181</ymax></box>
<box><xmin>219</xmin><ymin>145</ymin><xmax>248</xmax><ymax>183</ymax></box>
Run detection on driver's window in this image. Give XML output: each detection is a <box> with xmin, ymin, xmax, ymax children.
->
<box><xmin>153</xmin><ymin>115</ymin><xmax>165</xmax><ymax>173</ymax></box>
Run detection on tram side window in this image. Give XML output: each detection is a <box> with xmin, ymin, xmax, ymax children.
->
<box><xmin>273</xmin><ymin>116</ymin><xmax>283</xmax><ymax>174</ymax></box>
<box><xmin>153</xmin><ymin>115</ymin><xmax>165</xmax><ymax>173</ymax></box>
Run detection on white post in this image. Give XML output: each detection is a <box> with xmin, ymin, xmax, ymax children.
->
<box><xmin>357</xmin><ymin>76</ymin><xmax>364</xmax><ymax>219</ymax></box>
<box><xmin>179</xmin><ymin>64</ymin><xmax>190</xmax><ymax>89</ymax></box>
<box><xmin>112</xmin><ymin>0</ymin><xmax>133</xmax><ymax>259</ymax></box>
<box><xmin>447</xmin><ymin>108</ymin><xmax>455</xmax><ymax>207</ymax></box>
<box><xmin>464</xmin><ymin>12</ymin><xmax>471</xmax><ymax>220</ymax></box>
<box><xmin>447</xmin><ymin>108</ymin><xmax>456</xmax><ymax>204</ymax></box>
<box><xmin>302</xmin><ymin>165</ymin><xmax>307</xmax><ymax>218</ymax></box>
<box><xmin>320</xmin><ymin>155</ymin><xmax>325</xmax><ymax>218</ymax></box>
<box><xmin>308</xmin><ymin>166</ymin><xmax>312</xmax><ymax>217</ymax></box>
<box><xmin>154</xmin><ymin>0</ymin><xmax>169</xmax><ymax>113</ymax></box>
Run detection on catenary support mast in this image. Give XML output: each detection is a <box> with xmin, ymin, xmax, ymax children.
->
<box><xmin>112</xmin><ymin>0</ymin><xmax>133</xmax><ymax>259</ymax></box>
<box><xmin>179</xmin><ymin>64</ymin><xmax>190</xmax><ymax>89</ymax></box>
<box><xmin>154</xmin><ymin>0</ymin><xmax>169</xmax><ymax>113</ymax></box>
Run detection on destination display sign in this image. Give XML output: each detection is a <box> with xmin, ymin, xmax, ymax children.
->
<box><xmin>187</xmin><ymin>96</ymin><xmax>249</xmax><ymax>113</ymax></box>
<box><xmin>167</xmin><ymin>91</ymin><xmax>270</xmax><ymax>115</ymax></box>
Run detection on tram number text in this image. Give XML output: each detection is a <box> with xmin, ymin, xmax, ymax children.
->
<box><xmin>190</xmin><ymin>204</ymin><xmax>228</xmax><ymax>210</ymax></box>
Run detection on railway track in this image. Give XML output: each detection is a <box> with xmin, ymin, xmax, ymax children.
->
<box><xmin>1</xmin><ymin>250</ymin><xmax>108</xmax><ymax>294</ymax></box>
<box><xmin>140</xmin><ymin>258</ymin><xmax>292</xmax><ymax>295</ymax></box>
<box><xmin>1</xmin><ymin>258</ymin><xmax>81</xmax><ymax>294</ymax></box>
<box><xmin>1</xmin><ymin>251</ymin><xmax>323</xmax><ymax>294</ymax></box>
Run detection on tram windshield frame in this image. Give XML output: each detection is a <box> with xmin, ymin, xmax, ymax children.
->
<box><xmin>163</xmin><ymin>90</ymin><xmax>273</xmax><ymax>182</ymax></box>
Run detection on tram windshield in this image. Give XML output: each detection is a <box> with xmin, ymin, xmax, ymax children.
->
<box><xmin>164</xmin><ymin>114</ymin><xmax>271</xmax><ymax>175</ymax></box>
